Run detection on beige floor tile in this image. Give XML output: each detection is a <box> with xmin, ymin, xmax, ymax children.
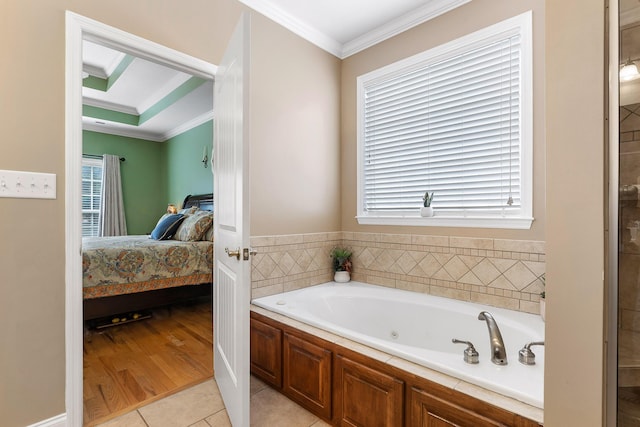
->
<box><xmin>310</xmin><ymin>419</ymin><xmax>332</xmax><ymax>426</ymax></box>
<box><xmin>250</xmin><ymin>387</ymin><xmax>319</xmax><ymax>427</ymax></box>
<box><xmin>189</xmin><ymin>421</ymin><xmax>211</xmax><ymax>427</ymax></box>
<box><xmin>139</xmin><ymin>380</ymin><xmax>225</xmax><ymax>427</ymax></box>
<box><xmin>95</xmin><ymin>411</ymin><xmax>147</xmax><ymax>427</ymax></box>
<box><xmin>250</xmin><ymin>375</ymin><xmax>268</xmax><ymax>396</ymax></box>
<box><xmin>205</xmin><ymin>409</ymin><xmax>233</xmax><ymax>427</ymax></box>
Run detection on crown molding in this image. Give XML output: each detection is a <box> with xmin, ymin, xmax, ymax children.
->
<box><xmin>341</xmin><ymin>0</ymin><xmax>472</xmax><ymax>58</ymax></box>
<box><xmin>236</xmin><ymin>0</ymin><xmax>343</xmax><ymax>57</ymax></box>
<box><xmin>83</xmin><ymin>96</ymin><xmax>139</xmax><ymax>115</ymax></box>
<box><xmin>163</xmin><ymin>110</ymin><xmax>214</xmax><ymax>140</ymax></box>
<box><xmin>83</xmin><ymin>117</ymin><xmax>164</xmax><ymax>142</ymax></box>
<box><xmin>236</xmin><ymin>0</ymin><xmax>470</xmax><ymax>59</ymax></box>
<box><xmin>82</xmin><ymin>110</ymin><xmax>214</xmax><ymax>142</ymax></box>
<box><xmin>83</xmin><ymin>63</ymin><xmax>108</xmax><ymax>79</ymax></box>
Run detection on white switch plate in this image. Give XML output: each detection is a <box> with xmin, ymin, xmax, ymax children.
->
<box><xmin>0</xmin><ymin>169</ymin><xmax>57</xmax><ymax>199</ymax></box>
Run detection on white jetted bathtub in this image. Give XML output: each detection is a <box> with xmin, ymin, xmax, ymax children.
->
<box><xmin>252</xmin><ymin>281</ymin><xmax>544</xmax><ymax>408</ymax></box>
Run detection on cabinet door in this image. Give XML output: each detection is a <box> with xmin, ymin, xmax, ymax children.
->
<box><xmin>335</xmin><ymin>355</ymin><xmax>404</xmax><ymax>427</ymax></box>
<box><xmin>410</xmin><ymin>386</ymin><xmax>508</xmax><ymax>427</ymax></box>
<box><xmin>250</xmin><ymin>317</ymin><xmax>282</xmax><ymax>388</ymax></box>
<box><xmin>283</xmin><ymin>333</ymin><xmax>332</xmax><ymax>419</ymax></box>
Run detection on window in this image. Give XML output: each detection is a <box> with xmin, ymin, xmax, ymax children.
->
<box><xmin>82</xmin><ymin>157</ymin><xmax>103</xmax><ymax>237</ymax></box>
<box><xmin>357</xmin><ymin>12</ymin><xmax>532</xmax><ymax>229</ymax></box>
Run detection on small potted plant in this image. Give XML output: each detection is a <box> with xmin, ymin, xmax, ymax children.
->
<box><xmin>539</xmin><ymin>274</ymin><xmax>546</xmax><ymax>321</ymax></box>
<box><xmin>421</xmin><ymin>191</ymin><xmax>435</xmax><ymax>217</ymax></box>
<box><xmin>330</xmin><ymin>247</ymin><xmax>353</xmax><ymax>283</ymax></box>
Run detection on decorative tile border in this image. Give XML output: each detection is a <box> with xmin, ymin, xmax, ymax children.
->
<box><xmin>251</xmin><ymin>231</ymin><xmax>545</xmax><ymax>314</ymax></box>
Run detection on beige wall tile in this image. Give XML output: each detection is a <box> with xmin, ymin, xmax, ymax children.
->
<box><xmin>251</xmin><ymin>236</ymin><xmax>277</xmax><ymax>247</ymax></box>
<box><xmin>519</xmin><ymin>300</ymin><xmax>540</xmax><ymax>315</ymax></box>
<box><xmin>252</xmin><ymin>283</ymin><xmax>284</xmax><ymax>299</ymax></box>
<box><xmin>411</xmin><ymin>234</ymin><xmax>450</xmax><ymax>247</ymax></box>
<box><xmin>429</xmin><ymin>286</ymin><xmax>470</xmax><ymax>301</ymax></box>
<box><xmin>450</xmin><ymin>236</ymin><xmax>494</xmax><ymax>250</ymax></box>
<box><xmin>469</xmin><ymin>293</ymin><xmax>519</xmax><ymax>311</ymax></box>
<box><xmin>252</xmin><ymin>231</ymin><xmax>545</xmax><ymax>314</ymax></box>
<box><xmin>493</xmin><ymin>239</ymin><xmax>545</xmax><ymax>254</ymax></box>
<box><xmin>381</xmin><ymin>233</ymin><xmax>412</xmax><ymax>244</ymax></box>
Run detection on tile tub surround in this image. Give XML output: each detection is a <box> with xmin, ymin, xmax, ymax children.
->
<box><xmin>251</xmin><ymin>232</ymin><xmax>545</xmax><ymax>314</ymax></box>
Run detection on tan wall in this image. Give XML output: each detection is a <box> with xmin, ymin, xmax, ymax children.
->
<box><xmin>340</xmin><ymin>0</ymin><xmax>546</xmax><ymax>241</ymax></box>
<box><xmin>249</xmin><ymin>13</ymin><xmax>342</xmax><ymax>236</ymax></box>
<box><xmin>544</xmin><ymin>0</ymin><xmax>605</xmax><ymax>425</ymax></box>
<box><xmin>0</xmin><ymin>1</ymin><xmax>341</xmax><ymax>425</ymax></box>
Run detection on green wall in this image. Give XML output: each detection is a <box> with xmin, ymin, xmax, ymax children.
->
<box><xmin>164</xmin><ymin>121</ymin><xmax>214</xmax><ymax>207</ymax></box>
<box><xmin>83</xmin><ymin>131</ymin><xmax>167</xmax><ymax>234</ymax></box>
<box><xmin>83</xmin><ymin>121</ymin><xmax>213</xmax><ymax>235</ymax></box>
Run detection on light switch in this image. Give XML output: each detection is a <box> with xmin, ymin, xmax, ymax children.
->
<box><xmin>0</xmin><ymin>169</ymin><xmax>57</xmax><ymax>199</ymax></box>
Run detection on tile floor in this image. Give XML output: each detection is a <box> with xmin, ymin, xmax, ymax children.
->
<box><xmin>96</xmin><ymin>376</ymin><xmax>331</xmax><ymax>427</ymax></box>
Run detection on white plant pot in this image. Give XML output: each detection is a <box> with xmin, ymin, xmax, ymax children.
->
<box><xmin>334</xmin><ymin>271</ymin><xmax>351</xmax><ymax>283</ymax></box>
<box><xmin>540</xmin><ymin>298</ymin><xmax>546</xmax><ymax>321</ymax></box>
<box><xmin>420</xmin><ymin>206</ymin><xmax>434</xmax><ymax>217</ymax></box>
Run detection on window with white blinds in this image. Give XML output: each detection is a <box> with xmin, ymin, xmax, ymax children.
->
<box><xmin>82</xmin><ymin>157</ymin><xmax>103</xmax><ymax>237</ymax></box>
<box><xmin>356</xmin><ymin>12</ymin><xmax>533</xmax><ymax>229</ymax></box>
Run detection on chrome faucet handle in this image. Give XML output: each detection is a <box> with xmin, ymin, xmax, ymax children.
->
<box><xmin>452</xmin><ymin>339</ymin><xmax>479</xmax><ymax>364</ymax></box>
<box><xmin>518</xmin><ymin>341</ymin><xmax>545</xmax><ymax>365</ymax></box>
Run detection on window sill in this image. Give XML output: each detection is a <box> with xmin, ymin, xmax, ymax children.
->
<box><xmin>355</xmin><ymin>215</ymin><xmax>534</xmax><ymax>230</ymax></box>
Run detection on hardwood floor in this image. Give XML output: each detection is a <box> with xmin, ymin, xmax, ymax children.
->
<box><xmin>83</xmin><ymin>298</ymin><xmax>213</xmax><ymax>426</ymax></box>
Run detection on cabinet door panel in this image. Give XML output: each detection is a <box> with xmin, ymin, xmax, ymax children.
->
<box><xmin>335</xmin><ymin>355</ymin><xmax>403</xmax><ymax>427</ymax></box>
<box><xmin>410</xmin><ymin>386</ymin><xmax>507</xmax><ymax>427</ymax></box>
<box><xmin>283</xmin><ymin>333</ymin><xmax>332</xmax><ymax>419</ymax></box>
<box><xmin>250</xmin><ymin>317</ymin><xmax>282</xmax><ymax>388</ymax></box>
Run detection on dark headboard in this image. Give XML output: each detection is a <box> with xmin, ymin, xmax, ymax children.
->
<box><xmin>182</xmin><ymin>193</ymin><xmax>214</xmax><ymax>211</ymax></box>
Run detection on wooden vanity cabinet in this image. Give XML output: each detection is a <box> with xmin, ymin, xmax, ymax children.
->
<box><xmin>250</xmin><ymin>311</ymin><xmax>542</xmax><ymax>427</ymax></box>
<box><xmin>250</xmin><ymin>316</ymin><xmax>282</xmax><ymax>388</ymax></box>
<box><xmin>283</xmin><ymin>332</ymin><xmax>332</xmax><ymax>419</ymax></box>
<box><xmin>410</xmin><ymin>386</ymin><xmax>507</xmax><ymax>427</ymax></box>
<box><xmin>335</xmin><ymin>355</ymin><xmax>404</xmax><ymax>427</ymax></box>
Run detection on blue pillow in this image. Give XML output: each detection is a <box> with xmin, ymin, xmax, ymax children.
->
<box><xmin>150</xmin><ymin>214</ymin><xmax>185</xmax><ymax>240</ymax></box>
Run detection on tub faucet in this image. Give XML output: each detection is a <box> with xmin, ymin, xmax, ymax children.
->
<box><xmin>478</xmin><ymin>311</ymin><xmax>508</xmax><ymax>365</ymax></box>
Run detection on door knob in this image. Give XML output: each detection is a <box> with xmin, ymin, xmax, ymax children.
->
<box><xmin>225</xmin><ymin>247</ymin><xmax>240</xmax><ymax>260</ymax></box>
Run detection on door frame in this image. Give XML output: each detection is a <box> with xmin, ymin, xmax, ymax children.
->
<box><xmin>605</xmin><ymin>0</ymin><xmax>619</xmax><ymax>425</ymax></box>
<box><xmin>64</xmin><ymin>12</ymin><xmax>217</xmax><ymax>426</ymax></box>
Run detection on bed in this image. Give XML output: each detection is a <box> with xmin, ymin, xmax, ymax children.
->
<box><xmin>83</xmin><ymin>193</ymin><xmax>214</xmax><ymax>321</ymax></box>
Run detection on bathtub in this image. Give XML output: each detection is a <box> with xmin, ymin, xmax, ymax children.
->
<box><xmin>252</xmin><ymin>281</ymin><xmax>544</xmax><ymax>409</ymax></box>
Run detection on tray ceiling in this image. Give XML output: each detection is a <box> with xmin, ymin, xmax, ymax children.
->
<box><xmin>82</xmin><ymin>40</ymin><xmax>213</xmax><ymax>142</ymax></box>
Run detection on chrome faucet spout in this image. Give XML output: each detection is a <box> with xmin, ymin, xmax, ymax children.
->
<box><xmin>478</xmin><ymin>311</ymin><xmax>508</xmax><ymax>365</ymax></box>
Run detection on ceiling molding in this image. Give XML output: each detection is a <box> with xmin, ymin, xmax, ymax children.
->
<box><xmin>83</xmin><ymin>96</ymin><xmax>139</xmax><ymax>116</ymax></box>
<box><xmin>162</xmin><ymin>110</ymin><xmax>214</xmax><ymax>141</ymax></box>
<box><xmin>82</xmin><ymin>111</ymin><xmax>213</xmax><ymax>142</ymax></box>
<box><xmin>236</xmin><ymin>0</ymin><xmax>343</xmax><ymax>56</ymax></box>
<box><xmin>341</xmin><ymin>0</ymin><xmax>472</xmax><ymax>57</ymax></box>
<box><xmin>236</xmin><ymin>0</ymin><xmax>471</xmax><ymax>59</ymax></box>
<box><xmin>83</xmin><ymin>117</ymin><xmax>165</xmax><ymax>142</ymax></box>
<box><xmin>83</xmin><ymin>63</ymin><xmax>109</xmax><ymax>79</ymax></box>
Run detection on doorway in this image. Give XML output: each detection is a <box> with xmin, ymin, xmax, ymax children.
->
<box><xmin>65</xmin><ymin>12</ymin><xmax>218</xmax><ymax>427</ymax></box>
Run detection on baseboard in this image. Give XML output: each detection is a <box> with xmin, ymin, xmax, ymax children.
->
<box><xmin>26</xmin><ymin>413</ymin><xmax>66</xmax><ymax>427</ymax></box>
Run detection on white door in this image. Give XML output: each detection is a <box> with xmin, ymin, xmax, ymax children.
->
<box><xmin>213</xmin><ymin>12</ymin><xmax>251</xmax><ymax>427</ymax></box>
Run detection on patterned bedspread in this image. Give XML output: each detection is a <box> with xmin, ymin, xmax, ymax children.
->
<box><xmin>82</xmin><ymin>235</ymin><xmax>213</xmax><ymax>299</ymax></box>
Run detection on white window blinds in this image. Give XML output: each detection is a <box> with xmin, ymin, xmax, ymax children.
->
<box><xmin>82</xmin><ymin>157</ymin><xmax>103</xmax><ymax>237</ymax></box>
<box><xmin>357</xmin><ymin>12</ymin><xmax>532</xmax><ymax>229</ymax></box>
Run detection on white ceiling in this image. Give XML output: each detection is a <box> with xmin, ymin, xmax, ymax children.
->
<box><xmin>82</xmin><ymin>0</ymin><xmax>472</xmax><ymax>140</ymax></box>
<box><xmin>237</xmin><ymin>0</ymin><xmax>471</xmax><ymax>58</ymax></box>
